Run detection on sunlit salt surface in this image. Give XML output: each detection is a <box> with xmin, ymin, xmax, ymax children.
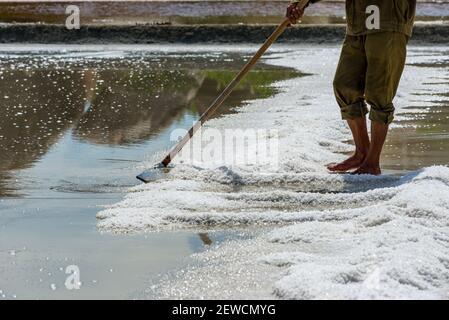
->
<box><xmin>97</xmin><ymin>46</ymin><xmax>449</xmax><ymax>299</ymax></box>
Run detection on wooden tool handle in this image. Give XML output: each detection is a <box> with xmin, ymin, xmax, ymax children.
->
<box><xmin>161</xmin><ymin>0</ymin><xmax>309</xmax><ymax>167</ymax></box>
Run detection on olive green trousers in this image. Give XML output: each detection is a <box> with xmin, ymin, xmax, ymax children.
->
<box><xmin>333</xmin><ymin>32</ymin><xmax>408</xmax><ymax>124</ymax></box>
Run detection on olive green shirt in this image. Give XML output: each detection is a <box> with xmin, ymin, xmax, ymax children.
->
<box><xmin>293</xmin><ymin>0</ymin><xmax>416</xmax><ymax>37</ymax></box>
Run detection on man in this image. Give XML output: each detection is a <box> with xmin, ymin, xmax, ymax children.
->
<box><xmin>287</xmin><ymin>0</ymin><xmax>416</xmax><ymax>175</ymax></box>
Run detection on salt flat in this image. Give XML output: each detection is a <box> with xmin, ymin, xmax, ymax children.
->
<box><xmin>97</xmin><ymin>44</ymin><xmax>449</xmax><ymax>299</ymax></box>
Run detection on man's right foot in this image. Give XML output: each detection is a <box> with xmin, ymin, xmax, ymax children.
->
<box><xmin>327</xmin><ymin>153</ymin><xmax>366</xmax><ymax>173</ymax></box>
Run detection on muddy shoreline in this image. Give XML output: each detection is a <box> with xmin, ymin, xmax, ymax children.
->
<box><xmin>1</xmin><ymin>24</ymin><xmax>449</xmax><ymax>44</ymax></box>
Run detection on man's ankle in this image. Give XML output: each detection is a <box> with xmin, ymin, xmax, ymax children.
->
<box><xmin>361</xmin><ymin>159</ymin><xmax>380</xmax><ymax>168</ymax></box>
<box><xmin>355</xmin><ymin>149</ymin><xmax>369</xmax><ymax>159</ymax></box>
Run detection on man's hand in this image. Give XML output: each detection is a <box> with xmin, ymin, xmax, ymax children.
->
<box><xmin>286</xmin><ymin>3</ymin><xmax>305</xmax><ymax>26</ymax></box>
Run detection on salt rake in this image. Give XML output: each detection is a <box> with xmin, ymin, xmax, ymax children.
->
<box><xmin>136</xmin><ymin>0</ymin><xmax>309</xmax><ymax>183</ymax></box>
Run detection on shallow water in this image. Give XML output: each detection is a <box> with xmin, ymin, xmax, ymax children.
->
<box><xmin>0</xmin><ymin>45</ymin><xmax>299</xmax><ymax>299</ymax></box>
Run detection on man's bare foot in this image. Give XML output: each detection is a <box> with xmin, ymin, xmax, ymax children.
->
<box><xmin>327</xmin><ymin>153</ymin><xmax>366</xmax><ymax>173</ymax></box>
<box><xmin>351</xmin><ymin>163</ymin><xmax>381</xmax><ymax>176</ymax></box>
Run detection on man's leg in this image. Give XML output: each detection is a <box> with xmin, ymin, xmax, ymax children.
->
<box><xmin>328</xmin><ymin>35</ymin><xmax>370</xmax><ymax>172</ymax></box>
<box><xmin>354</xmin><ymin>32</ymin><xmax>408</xmax><ymax>175</ymax></box>
<box><xmin>328</xmin><ymin>117</ymin><xmax>370</xmax><ymax>172</ymax></box>
<box><xmin>353</xmin><ymin>121</ymin><xmax>387</xmax><ymax>175</ymax></box>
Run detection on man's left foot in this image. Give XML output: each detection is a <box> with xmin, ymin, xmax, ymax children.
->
<box><xmin>352</xmin><ymin>164</ymin><xmax>381</xmax><ymax>176</ymax></box>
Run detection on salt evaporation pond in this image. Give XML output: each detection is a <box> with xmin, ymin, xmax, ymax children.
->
<box><xmin>0</xmin><ymin>44</ymin><xmax>299</xmax><ymax>299</ymax></box>
<box><xmin>1</xmin><ymin>44</ymin><xmax>449</xmax><ymax>299</ymax></box>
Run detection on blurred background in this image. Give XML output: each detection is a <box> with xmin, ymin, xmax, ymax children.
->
<box><xmin>1</xmin><ymin>0</ymin><xmax>448</xmax><ymax>26</ymax></box>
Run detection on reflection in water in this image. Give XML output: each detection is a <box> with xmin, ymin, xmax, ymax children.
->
<box><xmin>0</xmin><ymin>51</ymin><xmax>300</xmax><ymax>197</ymax></box>
<box><xmin>73</xmin><ymin>67</ymin><xmax>300</xmax><ymax>146</ymax></box>
<box><xmin>382</xmin><ymin>61</ymin><xmax>449</xmax><ymax>171</ymax></box>
<box><xmin>73</xmin><ymin>68</ymin><xmax>207</xmax><ymax>145</ymax></box>
<box><xmin>0</xmin><ymin>69</ymin><xmax>86</xmax><ymax>171</ymax></box>
<box><xmin>0</xmin><ymin>67</ymin><xmax>89</xmax><ymax>196</ymax></box>
<box><xmin>383</xmin><ymin>104</ymin><xmax>449</xmax><ymax>171</ymax></box>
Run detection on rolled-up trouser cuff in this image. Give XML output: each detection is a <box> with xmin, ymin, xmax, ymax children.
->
<box><xmin>340</xmin><ymin>101</ymin><xmax>369</xmax><ymax>120</ymax></box>
<box><xmin>369</xmin><ymin>104</ymin><xmax>395</xmax><ymax>125</ymax></box>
